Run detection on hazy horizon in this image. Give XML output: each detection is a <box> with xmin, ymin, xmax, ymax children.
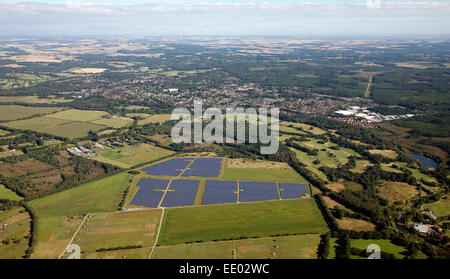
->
<box><xmin>0</xmin><ymin>0</ymin><xmax>449</xmax><ymax>37</ymax></box>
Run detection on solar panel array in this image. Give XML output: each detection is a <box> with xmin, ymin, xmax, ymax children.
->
<box><xmin>279</xmin><ymin>183</ymin><xmax>307</xmax><ymax>199</ymax></box>
<box><xmin>202</xmin><ymin>180</ymin><xmax>237</xmax><ymax>205</ymax></box>
<box><xmin>141</xmin><ymin>158</ymin><xmax>194</xmax><ymax>176</ymax></box>
<box><xmin>239</xmin><ymin>181</ymin><xmax>280</xmax><ymax>202</ymax></box>
<box><xmin>182</xmin><ymin>158</ymin><xmax>223</xmax><ymax>177</ymax></box>
<box><xmin>129</xmin><ymin>178</ymin><xmax>169</xmax><ymax>208</ymax></box>
<box><xmin>131</xmin><ymin>158</ymin><xmax>309</xmax><ymax>208</ymax></box>
<box><xmin>161</xmin><ymin>180</ymin><xmax>200</xmax><ymax>207</ymax></box>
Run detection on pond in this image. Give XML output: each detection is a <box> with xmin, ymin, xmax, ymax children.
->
<box><xmin>408</xmin><ymin>153</ymin><xmax>438</xmax><ymax>171</ymax></box>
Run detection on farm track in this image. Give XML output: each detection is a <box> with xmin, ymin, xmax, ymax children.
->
<box><xmin>58</xmin><ymin>213</ymin><xmax>90</xmax><ymax>259</ymax></box>
<box><xmin>148</xmin><ymin>207</ymin><xmax>165</xmax><ymax>259</ymax></box>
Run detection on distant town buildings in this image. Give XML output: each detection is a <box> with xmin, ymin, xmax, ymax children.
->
<box><xmin>334</xmin><ymin>106</ymin><xmax>414</xmax><ymax>123</ymax></box>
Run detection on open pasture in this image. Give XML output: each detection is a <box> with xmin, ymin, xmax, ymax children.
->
<box><xmin>93</xmin><ymin>143</ymin><xmax>174</xmax><ymax>168</ymax></box>
<box><xmin>91</xmin><ymin>116</ymin><xmax>134</xmax><ymax>128</ymax></box>
<box><xmin>158</xmin><ymin>199</ymin><xmax>328</xmax><ymax>245</ymax></box>
<box><xmin>45</xmin><ymin>109</ymin><xmax>108</xmax><ymax>122</ymax></box>
<box><xmin>378</xmin><ymin>181</ymin><xmax>419</xmax><ymax>205</ymax></box>
<box><xmin>224</xmin><ymin>167</ymin><xmax>306</xmax><ymax>183</ymax></box>
<box><xmin>161</xmin><ymin>180</ymin><xmax>200</xmax><ymax>207</ymax></box>
<box><xmin>84</xmin><ymin>247</ymin><xmax>151</xmax><ymax>259</ymax></box>
<box><xmin>4</xmin><ymin>116</ymin><xmax>106</xmax><ymax>138</ymax></box>
<box><xmin>72</xmin><ymin>210</ymin><xmax>161</xmax><ymax>253</ymax></box>
<box><xmin>0</xmin><ymin>96</ymin><xmax>71</xmax><ymax>104</ymax></box>
<box><xmin>0</xmin><ymin>207</ymin><xmax>30</xmax><ymax>259</ymax></box>
<box><xmin>423</xmin><ymin>196</ymin><xmax>450</xmax><ymax>217</ymax></box>
<box><xmin>239</xmin><ymin>181</ymin><xmax>279</xmax><ymax>202</ymax></box>
<box><xmin>28</xmin><ymin>172</ymin><xmax>132</xmax><ymax>218</ymax></box>
<box><xmin>154</xmin><ymin>241</ymin><xmax>233</xmax><ymax>259</ymax></box>
<box><xmin>129</xmin><ymin>179</ymin><xmax>169</xmax><ymax>208</ymax></box>
<box><xmin>154</xmin><ymin>234</ymin><xmax>321</xmax><ymax>259</ymax></box>
<box><xmin>0</xmin><ymin>105</ymin><xmax>63</xmax><ymax>121</ymax></box>
<box><xmin>202</xmin><ymin>180</ymin><xmax>237</xmax><ymax>205</ymax></box>
<box><xmin>235</xmin><ymin>234</ymin><xmax>320</xmax><ymax>259</ymax></box>
<box><xmin>0</xmin><ymin>184</ymin><xmax>22</xmax><ymax>200</ymax></box>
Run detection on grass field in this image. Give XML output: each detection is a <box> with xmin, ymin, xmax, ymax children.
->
<box><xmin>30</xmin><ymin>215</ymin><xmax>85</xmax><ymax>259</ymax></box>
<box><xmin>92</xmin><ymin>143</ymin><xmax>174</xmax><ymax>168</ymax></box>
<box><xmin>91</xmin><ymin>117</ymin><xmax>134</xmax><ymax>128</ymax></box>
<box><xmin>0</xmin><ymin>184</ymin><xmax>22</xmax><ymax>201</ymax></box>
<box><xmin>351</xmin><ymin>160</ymin><xmax>373</xmax><ymax>173</ymax></box>
<box><xmin>279</xmin><ymin>121</ymin><xmax>326</xmax><ymax>135</ymax></box>
<box><xmin>45</xmin><ymin>109</ymin><xmax>108</xmax><ymax>122</ymax></box>
<box><xmin>328</xmin><ymin>238</ymin><xmax>407</xmax><ymax>259</ymax></box>
<box><xmin>368</xmin><ymin>149</ymin><xmax>398</xmax><ymax>159</ymax></box>
<box><xmin>378</xmin><ymin>181</ymin><xmax>419</xmax><ymax>205</ymax></box>
<box><xmin>0</xmin><ymin>96</ymin><xmax>71</xmax><ymax>104</ymax></box>
<box><xmin>84</xmin><ymin>247</ymin><xmax>151</xmax><ymax>259</ymax></box>
<box><xmin>0</xmin><ymin>105</ymin><xmax>63</xmax><ymax>121</ymax></box>
<box><xmin>224</xmin><ymin>168</ymin><xmax>307</xmax><ymax>183</ymax></box>
<box><xmin>423</xmin><ymin>197</ymin><xmax>450</xmax><ymax>217</ymax></box>
<box><xmin>28</xmin><ymin>172</ymin><xmax>132</xmax><ymax>258</ymax></box>
<box><xmin>336</xmin><ymin>218</ymin><xmax>376</xmax><ymax>232</ymax></box>
<box><xmin>158</xmin><ymin>199</ymin><xmax>328</xmax><ymax>245</ymax></box>
<box><xmin>72</xmin><ymin>210</ymin><xmax>161</xmax><ymax>253</ymax></box>
<box><xmin>0</xmin><ymin>207</ymin><xmax>30</xmax><ymax>259</ymax></box>
<box><xmin>4</xmin><ymin>116</ymin><xmax>106</xmax><ymax>138</ymax></box>
<box><xmin>154</xmin><ymin>241</ymin><xmax>233</xmax><ymax>259</ymax></box>
<box><xmin>0</xmin><ymin>129</ymin><xmax>10</xmax><ymax>136</ymax></box>
<box><xmin>28</xmin><ymin>172</ymin><xmax>132</xmax><ymax>218</ymax></box>
<box><xmin>154</xmin><ymin>234</ymin><xmax>320</xmax><ymax>259</ymax></box>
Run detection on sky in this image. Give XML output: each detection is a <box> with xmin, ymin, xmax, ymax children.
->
<box><xmin>0</xmin><ymin>0</ymin><xmax>449</xmax><ymax>37</ymax></box>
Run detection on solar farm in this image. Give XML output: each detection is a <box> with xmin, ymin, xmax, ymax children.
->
<box><xmin>128</xmin><ymin>157</ymin><xmax>310</xmax><ymax>208</ymax></box>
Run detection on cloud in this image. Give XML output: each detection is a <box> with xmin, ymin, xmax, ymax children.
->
<box><xmin>0</xmin><ymin>1</ymin><xmax>448</xmax><ymax>36</ymax></box>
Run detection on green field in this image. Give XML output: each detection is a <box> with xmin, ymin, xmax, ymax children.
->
<box><xmin>71</xmin><ymin>210</ymin><xmax>161</xmax><ymax>254</ymax></box>
<box><xmin>92</xmin><ymin>143</ymin><xmax>174</xmax><ymax>168</ymax></box>
<box><xmin>158</xmin><ymin>199</ymin><xmax>328</xmax><ymax>245</ymax></box>
<box><xmin>328</xmin><ymin>238</ymin><xmax>407</xmax><ymax>259</ymax></box>
<box><xmin>154</xmin><ymin>234</ymin><xmax>321</xmax><ymax>259</ymax></box>
<box><xmin>91</xmin><ymin>117</ymin><xmax>134</xmax><ymax>128</ymax></box>
<box><xmin>0</xmin><ymin>129</ymin><xmax>10</xmax><ymax>136</ymax></box>
<box><xmin>0</xmin><ymin>207</ymin><xmax>30</xmax><ymax>259</ymax></box>
<box><xmin>28</xmin><ymin>172</ymin><xmax>132</xmax><ymax>258</ymax></box>
<box><xmin>423</xmin><ymin>198</ymin><xmax>450</xmax><ymax>217</ymax></box>
<box><xmin>84</xmin><ymin>247</ymin><xmax>151</xmax><ymax>259</ymax></box>
<box><xmin>0</xmin><ymin>96</ymin><xmax>71</xmax><ymax>104</ymax></box>
<box><xmin>46</xmin><ymin>109</ymin><xmax>108</xmax><ymax>122</ymax></box>
<box><xmin>235</xmin><ymin>234</ymin><xmax>320</xmax><ymax>259</ymax></box>
<box><xmin>0</xmin><ymin>105</ymin><xmax>64</xmax><ymax>121</ymax></box>
<box><xmin>154</xmin><ymin>241</ymin><xmax>233</xmax><ymax>259</ymax></box>
<box><xmin>28</xmin><ymin>172</ymin><xmax>132</xmax><ymax>218</ymax></box>
<box><xmin>4</xmin><ymin>116</ymin><xmax>106</xmax><ymax>138</ymax></box>
<box><xmin>0</xmin><ymin>184</ymin><xmax>22</xmax><ymax>201</ymax></box>
<box><xmin>224</xmin><ymin>168</ymin><xmax>307</xmax><ymax>183</ymax></box>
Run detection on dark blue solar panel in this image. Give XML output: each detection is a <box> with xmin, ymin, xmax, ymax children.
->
<box><xmin>129</xmin><ymin>178</ymin><xmax>169</xmax><ymax>208</ymax></box>
<box><xmin>278</xmin><ymin>183</ymin><xmax>307</xmax><ymax>199</ymax></box>
<box><xmin>161</xmin><ymin>179</ymin><xmax>200</xmax><ymax>207</ymax></box>
<box><xmin>239</xmin><ymin>181</ymin><xmax>279</xmax><ymax>202</ymax></box>
<box><xmin>202</xmin><ymin>180</ymin><xmax>237</xmax><ymax>205</ymax></box>
<box><xmin>182</xmin><ymin>158</ymin><xmax>223</xmax><ymax>177</ymax></box>
<box><xmin>141</xmin><ymin>158</ymin><xmax>194</xmax><ymax>176</ymax></box>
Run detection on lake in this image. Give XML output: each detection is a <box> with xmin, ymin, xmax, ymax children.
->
<box><xmin>408</xmin><ymin>153</ymin><xmax>438</xmax><ymax>171</ymax></box>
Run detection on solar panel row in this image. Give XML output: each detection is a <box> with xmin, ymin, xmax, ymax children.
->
<box><xmin>130</xmin><ymin>179</ymin><xmax>308</xmax><ymax>207</ymax></box>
